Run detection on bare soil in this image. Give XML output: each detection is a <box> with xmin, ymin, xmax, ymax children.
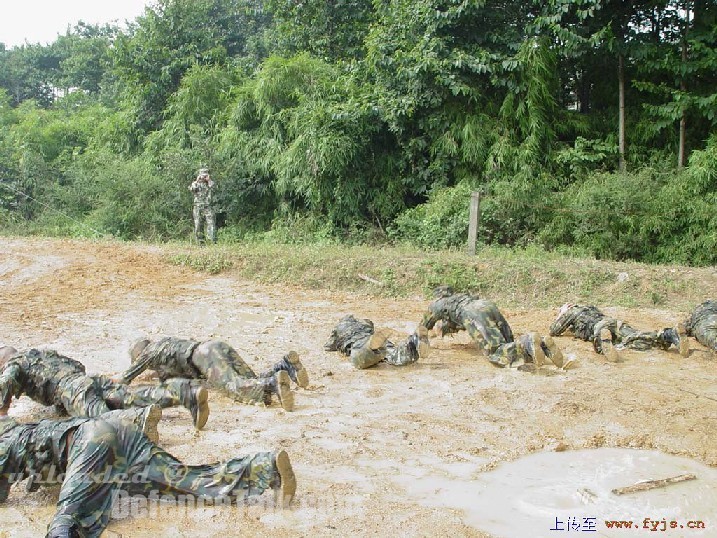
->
<box><xmin>0</xmin><ymin>238</ymin><xmax>716</xmax><ymax>537</ymax></box>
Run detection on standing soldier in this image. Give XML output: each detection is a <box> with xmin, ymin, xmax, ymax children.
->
<box><xmin>189</xmin><ymin>167</ymin><xmax>216</xmax><ymax>244</ymax></box>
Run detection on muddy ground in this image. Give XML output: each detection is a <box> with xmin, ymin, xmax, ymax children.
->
<box><xmin>0</xmin><ymin>238</ymin><xmax>715</xmax><ymax>537</ymax></box>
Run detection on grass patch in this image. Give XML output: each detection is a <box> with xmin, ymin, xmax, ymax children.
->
<box><xmin>162</xmin><ymin>242</ymin><xmax>711</xmax><ymax>310</ymax></box>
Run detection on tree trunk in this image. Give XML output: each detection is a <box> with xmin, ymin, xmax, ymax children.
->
<box><xmin>618</xmin><ymin>53</ymin><xmax>626</xmax><ymax>172</ymax></box>
<box><xmin>678</xmin><ymin>6</ymin><xmax>690</xmax><ymax>169</ymax></box>
<box><xmin>678</xmin><ymin>41</ymin><xmax>687</xmax><ymax>169</ymax></box>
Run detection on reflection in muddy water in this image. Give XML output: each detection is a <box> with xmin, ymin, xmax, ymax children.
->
<box><xmin>395</xmin><ymin>448</ymin><xmax>717</xmax><ymax>537</ymax></box>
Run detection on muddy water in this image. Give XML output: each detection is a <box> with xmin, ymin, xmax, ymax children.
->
<box><xmin>393</xmin><ymin>448</ymin><xmax>717</xmax><ymax>537</ymax></box>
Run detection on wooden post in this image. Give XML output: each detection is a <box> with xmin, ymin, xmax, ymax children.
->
<box><xmin>467</xmin><ymin>191</ymin><xmax>481</xmax><ymax>256</ymax></box>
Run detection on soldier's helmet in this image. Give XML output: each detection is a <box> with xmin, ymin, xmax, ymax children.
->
<box><xmin>433</xmin><ymin>285</ymin><xmax>455</xmax><ymax>298</ymax></box>
<box><xmin>198</xmin><ymin>167</ymin><xmax>210</xmax><ymax>177</ymax></box>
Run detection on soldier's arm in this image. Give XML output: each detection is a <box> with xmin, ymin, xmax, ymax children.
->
<box><xmin>420</xmin><ymin>309</ymin><xmax>442</xmax><ymax>330</ymax></box>
<box><xmin>0</xmin><ymin>364</ymin><xmax>24</xmax><ymax>414</ymax></box>
<box><xmin>549</xmin><ymin>308</ymin><xmax>577</xmax><ymax>336</ymax></box>
<box><xmin>118</xmin><ymin>353</ymin><xmax>154</xmax><ymax>385</ymax></box>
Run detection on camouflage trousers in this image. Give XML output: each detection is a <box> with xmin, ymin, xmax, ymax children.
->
<box><xmin>463</xmin><ymin>319</ymin><xmax>549</xmax><ymax>367</ymax></box>
<box><xmin>60</xmin><ymin>375</ymin><xmax>194</xmax><ymax>418</ymax></box>
<box><xmin>347</xmin><ymin>336</ymin><xmax>419</xmax><ymax>369</ymax></box>
<box><xmin>592</xmin><ymin>318</ymin><xmax>673</xmax><ymax>353</ymax></box>
<box><xmin>191</xmin><ymin>340</ymin><xmax>274</xmax><ymax>406</ymax></box>
<box><xmin>193</xmin><ymin>203</ymin><xmax>216</xmax><ymax>244</ymax></box>
<box><xmin>44</xmin><ymin>412</ymin><xmax>278</xmax><ymax>538</ymax></box>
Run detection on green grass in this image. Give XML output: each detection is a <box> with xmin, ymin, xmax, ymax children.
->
<box><xmin>162</xmin><ymin>241</ymin><xmax>710</xmax><ymax>310</ymax></box>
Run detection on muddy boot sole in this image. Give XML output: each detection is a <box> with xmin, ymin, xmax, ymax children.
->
<box><xmin>677</xmin><ymin>323</ymin><xmax>689</xmax><ymax>357</ymax></box>
<box><xmin>274</xmin><ymin>449</ymin><xmax>296</xmax><ymax>508</ymax></box>
<box><xmin>141</xmin><ymin>404</ymin><xmax>162</xmax><ymax>445</ymax></box>
<box><xmin>416</xmin><ymin>326</ymin><xmax>431</xmax><ymax>359</ymax></box>
<box><xmin>368</xmin><ymin>329</ymin><xmax>390</xmax><ymax>351</ymax></box>
<box><xmin>285</xmin><ymin>350</ymin><xmax>310</xmax><ymax>388</ymax></box>
<box><xmin>530</xmin><ymin>333</ymin><xmax>545</xmax><ymax>367</ymax></box>
<box><xmin>599</xmin><ymin>328</ymin><xmax>621</xmax><ymax>362</ymax></box>
<box><xmin>193</xmin><ymin>386</ymin><xmax>209</xmax><ymax>430</ymax></box>
<box><xmin>542</xmin><ymin>335</ymin><xmax>564</xmax><ymax>368</ymax></box>
<box><xmin>276</xmin><ymin>371</ymin><xmax>294</xmax><ymax>412</ymax></box>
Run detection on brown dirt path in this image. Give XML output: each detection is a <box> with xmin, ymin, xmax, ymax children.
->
<box><xmin>0</xmin><ymin>238</ymin><xmax>716</xmax><ymax>537</ymax></box>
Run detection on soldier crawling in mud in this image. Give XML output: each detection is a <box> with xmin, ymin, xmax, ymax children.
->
<box><xmin>324</xmin><ymin>315</ymin><xmax>430</xmax><ymax>369</ymax></box>
<box><xmin>189</xmin><ymin>167</ymin><xmax>216</xmax><ymax>244</ymax></box>
<box><xmin>118</xmin><ymin>337</ymin><xmax>309</xmax><ymax>412</ymax></box>
<box><xmin>0</xmin><ymin>404</ymin><xmax>296</xmax><ymax>538</ymax></box>
<box><xmin>549</xmin><ymin>304</ymin><xmax>688</xmax><ymax>361</ymax></box>
<box><xmin>683</xmin><ymin>299</ymin><xmax>717</xmax><ymax>353</ymax></box>
<box><xmin>0</xmin><ymin>346</ymin><xmax>209</xmax><ymax>435</ymax></box>
<box><xmin>418</xmin><ymin>286</ymin><xmax>567</xmax><ymax>371</ymax></box>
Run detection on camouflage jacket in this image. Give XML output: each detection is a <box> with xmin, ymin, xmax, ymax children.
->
<box><xmin>685</xmin><ymin>300</ymin><xmax>717</xmax><ymax>336</ymax></box>
<box><xmin>120</xmin><ymin>337</ymin><xmax>201</xmax><ymax>384</ymax></box>
<box><xmin>189</xmin><ymin>178</ymin><xmax>214</xmax><ymax>208</ymax></box>
<box><xmin>0</xmin><ymin>349</ymin><xmax>87</xmax><ymax>410</ymax></box>
<box><xmin>549</xmin><ymin>305</ymin><xmax>607</xmax><ymax>341</ymax></box>
<box><xmin>421</xmin><ymin>294</ymin><xmax>514</xmax><ymax>342</ymax></box>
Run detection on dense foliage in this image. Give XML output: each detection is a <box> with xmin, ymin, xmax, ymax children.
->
<box><xmin>1</xmin><ymin>0</ymin><xmax>716</xmax><ymax>264</ymax></box>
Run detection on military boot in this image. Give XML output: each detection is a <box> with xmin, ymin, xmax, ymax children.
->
<box><xmin>273</xmin><ymin>449</ymin><xmax>296</xmax><ymax>509</ymax></box>
<box><xmin>274</xmin><ymin>351</ymin><xmax>309</xmax><ymax>388</ymax></box>
<box><xmin>677</xmin><ymin>322</ymin><xmax>689</xmax><ymax>357</ymax></box>
<box><xmin>269</xmin><ymin>371</ymin><xmax>294</xmax><ymax>412</ymax></box>
<box><xmin>368</xmin><ymin>328</ymin><xmax>390</xmax><ymax>351</ymax></box>
<box><xmin>416</xmin><ymin>325</ymin><xmax>431</xmax><ymax>359</ymax></box>
<box><xmin>522</xmin><ymin>332</ymin><xmax>545</xmax><ymax>367</ymax></box>
<box><xmin>597</xmin><ymin>328</ymin><xmax>621</xmax><ymax>362</ymax></box>
<box><xmin>189</xmin><ymin>386</ymin><xmax>210</xmax><ymax>430</ymax></box>
<box><xmin>541</xmin><ymin>335</ymin><xmax>564</xmax><ymax>368</ymax></box>
<box><xmin>139</xmin><ymin>404</ymin><xmax>163</xmax><ymax>444</ymax></box>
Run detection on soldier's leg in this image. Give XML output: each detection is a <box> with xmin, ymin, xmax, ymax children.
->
<box><xmin>541</xmin><ymin>335</ymin><xmax>564</xmax><ymax>367</ymax></box>
<box><xmin>193</xmin><ymin>204</ymin><xmax>204</xmax><ymax>244</ymax></box>
<box><xmin>347</xmin><ymin>331</ymin><xmax>388</xmax><ymax>369</ymax></box>
<box><xmin>97</xmin><ymin>376</ymin><xmax>209</xmax><ymax>430</ymax></box>
<box><xmin>258</xmin><ymin>350</ymin><xmax>310</xmax><ymax>388</ymax></box>
<box><xmin>464</xmin><ymin>319</ymin><xmax>504</xmax><ymax>356</ymax></box>
<box><xmin>59</xmin><ymin>376</ymin><xmax>112</xmax><ymax>418</ymax></box>
<box><xmin>125</xmin><ymin>445</ymin><xmax>296</xmax><ymax>509</ymax></box>
<box><xmin>487</xmin><ymin>341</ymin><xmax>525</xmax><ymax>368</ymax></box>
<box><xmin>593</xmin><ymin>318</ymin><xmax>621</xmax><ymax>362</ymax></box>
<box><xmin>192</xmin><ymin>341</ymin><xmax>293</xmax><ymax>410</ymax></box>
<box><xmin>384</xmin><ymin>335</ymin><xmax>420</xmax><ymax>366</ymax></box>
<box><xmin>46</xmin><ymin>420</ymin><xmax>128</xmax><ymax>538</ymax></box>
<box><xmin>204</xmin><ymin>207</ymin><xmax>216</xmax><ymax>244</ymax></box>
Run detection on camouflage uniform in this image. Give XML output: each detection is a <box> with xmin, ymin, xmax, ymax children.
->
<box><xmin>0</xmin><ymin>349</ymin><xmax>198</xmax><ymax>418</ymax></box>
<box><xmin>121</xmin><ymin>337</ymin><xmax>300</xmax><ymax>408</ymax></box>
<box><xmin>324</xmin><ymin>315</ymin><xmax>420</xmax><ymax>369</ymax></box>
<box><xmin>189</xmin><ymin>171</ymin><xmax>216</xmax><ymax>244</ymax></box>
<box><xmin>0</xmin><ymin>412</ymin><xmax>291</xmax><ymax>538</ymax></box>
<box><xmin>549</xmin><ymin>304</ymin><xmax>682</xmax><ymax>354</ymax></box>
<box><xmin>684</xmin><ymin>300</ymin><xmax>717</xmax><ymax>351</ymax></box>
<box><xmin>420</xmin><ymin>292</ymin><xmax>559</xmax><ymax>368</ymax></box>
